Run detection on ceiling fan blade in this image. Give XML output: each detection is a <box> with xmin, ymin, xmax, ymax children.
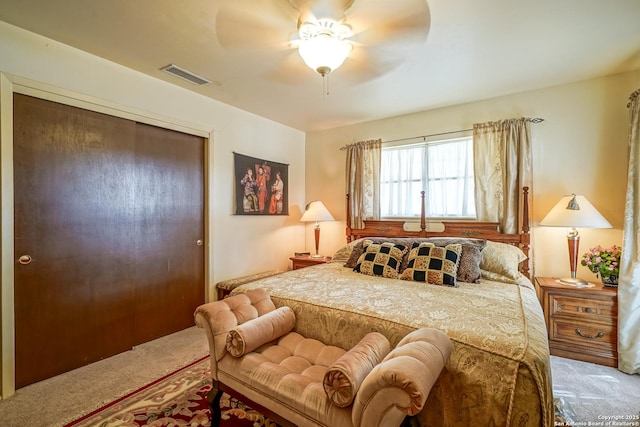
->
<box><xmin>216</xmin><ymin>0</ymin><xmax>299</xmax><ymax>49</ymax></box>
<box><xmin>327</xmin><ymin>0</ymin><xmax>430</xmax><ymax>83</ymax></box>
<box><xmin>290</xmin><ymin>0</ymin><xmax>355</xmax><ymax>24</ymax></box>
<box><xmin>335</xmin><ymin>44</ymin><xmax>403</xmax><ymax>83</ymax></box>
<box><xmin>264</xmin><ymin>49</ymin><xmax>316</xmax><ymax>85</ymax></box>
<box><xmin>347</xmin><ymin>0</ymin><xmax>430</xmax><ymax>49</ymax></box>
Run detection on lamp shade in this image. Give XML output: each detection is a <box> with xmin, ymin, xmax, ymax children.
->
<box><xmin>300</xmin><ymin>200</ymin><xmax>334</xmax><ymax>222</ymax></box>
<box><xmin>540</xmin><ymin>194</ymin><xmax>611</xmax><ymax>228</ymax></box>
<box><xmin>298</xmin><ymin>34</ymin><xmax>352</xmax><ymax>75</ymax></box>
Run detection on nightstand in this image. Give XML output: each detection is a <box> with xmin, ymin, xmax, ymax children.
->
<box><xmin>535</xmin><ymin>277</ymin><xmax>618</xmax><ymax>367</ymax></box>
<box><xmin>289</xmin><ymin>255</ymin><xmax>331</xmax><ymax>270</ymax></box>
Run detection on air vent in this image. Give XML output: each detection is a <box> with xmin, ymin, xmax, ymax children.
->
<box><xmin>160</xmin><ymin>64</ymin><xmax>211</xmax><ymax>86</ymax></box>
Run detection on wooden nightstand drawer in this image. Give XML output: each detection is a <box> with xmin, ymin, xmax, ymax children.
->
<box><xmin>535</xmin><ymin>277</ymin><xmax>618</xmax><ymax>367</ymax></box>
<box><xmin>549</xmin><ymin>317</ymin><xmax>616</xmax><ymax>348</ymax></box>
<box><xmin>549</xmin><ymin>294</ymin><xmax>617</xmax><ymax>320</ymax></box>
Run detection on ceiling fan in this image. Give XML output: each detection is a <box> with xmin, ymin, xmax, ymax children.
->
<box><xmin>215</xmin><ymin>0</ymin><xmax>431</xmax><ymax>84</ymax></box>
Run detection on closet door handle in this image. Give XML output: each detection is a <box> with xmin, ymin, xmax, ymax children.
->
<box><xmin>575</xmin><ymin>328</ymin><xmax>604</xmax><ymax>339</ymax></box>
<box><xmin>18</xmin><ymin>254</ymin><xmax>32</xmax><ymax>265</ymax></box>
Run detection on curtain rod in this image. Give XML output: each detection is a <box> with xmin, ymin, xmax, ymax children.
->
<box><xmin>339</xmin><ymin>117</ymin><xmax>544</xmax><ymax>149</ymax></box>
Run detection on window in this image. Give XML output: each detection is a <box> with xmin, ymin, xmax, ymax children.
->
<box><xmin>380</xmin><ymin>136</ymin><xmax>475</xmax><ymax>218</ymax></box>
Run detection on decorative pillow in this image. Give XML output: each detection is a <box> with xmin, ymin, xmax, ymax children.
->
<box><xmin>331</xmin><ymin>240</ymin><xmax>358</xmax><ymax>264</ymax></box>
<box><xmin>345</xmin><ymin>237</ymin><xmax>485</xmax><ymax>283</ymax></box>
<box><xmin>423</xmin><ymin>238</ymin><xmax>486</xmax><ymax>283</ymax></box>
<box><xmin>226</xmin><ymin>306</ymin><xmax>295</xmax><ymax>357</ymax></box>
<box><xmin>400</xmin><ymin>243</ymin><xmax>462</xmax><ymax>286</ymax></box>
<box><xmin>480</xmin><ymin>240</ymin><xmax>527</xmax><ymax>280</ymax></box>
<box><xmin>353</xmin><ymin>240</ymin><xmax>408</xmax><ymax>279</ymax></box>
<box><xmin>345</xmin><ymin>238</ymin><xmax>415</xmax><ymax>269</ymax></box>
<box><xmin>344</xmin><ymin>238</ymin><xmax>373</xmax><ymax>268</ymax></box>
<box><xmin>323</xmin><ymin>332</ymin><xmax>391</xmax><ymax>407</ymax></box>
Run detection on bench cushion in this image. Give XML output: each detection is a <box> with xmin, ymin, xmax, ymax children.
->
<box><xmin>226</xmin><ymin>306</ymin><xmax>296</xmax><ymax>357</ymax></box>
<box><xmin>323</xmin><ymin>332</ymin><xmax>390</xmax><ymax>407</ymax></box>
<box><xmin>219</xmin><ymin>331</ymin><xmax>353</xmax><ymax>426</ymax></box>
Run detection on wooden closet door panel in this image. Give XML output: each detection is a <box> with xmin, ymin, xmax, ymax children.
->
<box><xmin>13</xmin><ymin>94</ymin><xmax>137</xmax><ymax>388</ymax></box>
<box><xmin>13</xmin><ymin>95</ymin><xmax>206</xmax><ymax>388</ymax></box>
<box><xmin>132</xmin><ymin>123</ymin><xmax>205</xmax><ymax>344</ymax></box>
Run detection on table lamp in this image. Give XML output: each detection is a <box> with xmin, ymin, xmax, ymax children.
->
<box><xmin>540</xmin><ymin>194</ymin><xmax>612</xmax><ymax>285</ymax></box>
<box><xmin>300</xmin><ymin>200</ymin><xmax>334</xmax><ymax>258</ymax></box>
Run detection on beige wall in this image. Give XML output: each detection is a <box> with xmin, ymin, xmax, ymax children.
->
<box><xmin>0</xmin><ymin>22</ymin><xmax>306</xmax><ymax>397</ymax></box>
<box><xmin>305</xmin><ymin>70</ymin><xmax>640</xmax><ymax>279</ymax></box>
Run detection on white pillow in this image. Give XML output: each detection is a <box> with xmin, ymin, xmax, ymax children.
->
<box><xmin>480</xmin><ymin>241</ymin><xmax>527</xmax><ymax>280</ymax></box>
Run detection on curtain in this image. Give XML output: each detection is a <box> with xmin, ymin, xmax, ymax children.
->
<box><xmin>345</xmin><ymin>139</ymin><xmax>381</xmax><ymax>229</ymax></box>
<box><xmin>618</xmin><ymin>89</ymin><xmax>640</xmax><ymax>374</ymax></box>
<box><xmin>473</xmin><ymin>118</ymin><xmax>533</xmax><ymax>234</ymax></box>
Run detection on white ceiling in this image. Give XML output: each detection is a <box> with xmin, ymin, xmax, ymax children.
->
<box><xmin>1</xmin><ymin>0</ymin><xmax>639</xmax><ymax>132</ymax></box>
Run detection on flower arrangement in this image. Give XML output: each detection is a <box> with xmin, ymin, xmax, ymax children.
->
<box><xmin>581</xmin><ymin>245</ymin><xmax>622</xmax><ymax>278</ymax></box>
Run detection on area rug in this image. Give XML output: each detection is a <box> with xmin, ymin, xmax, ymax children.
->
<box><xmin>554</xmin><ymin>397</ymin><xmax>576</xmax><ymax>427</ymax></box>
<box><xmin>64</xmin><ymin>355</ymin><xmax>280</xmax><ymax>427</ymax></box>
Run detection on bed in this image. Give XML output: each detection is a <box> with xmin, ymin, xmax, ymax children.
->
<box><xmin>232</xmin><ymin>187</ymin><xmax>554</xmax><ymax>427</ymax></box>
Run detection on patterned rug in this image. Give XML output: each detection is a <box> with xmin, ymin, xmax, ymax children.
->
<box><xmin>64</xmin><ymin>356</ymin><xmax>280</xmax><ymax>427</ymax></box>
<box><xmin>554</xmin><ymin>397</ymin><xmax>576</xmax><ymax>427</ymax></box>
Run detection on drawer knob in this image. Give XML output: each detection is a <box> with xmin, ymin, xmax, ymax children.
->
<box><xmin>575</xmin><ymin>328</ymin><xmax>604</xmax><ymax>339</ymax></box>
<box><xmin>585</xmin><ymin>307</ymin><xmax>594</xmax><ymax>313</ymax></box>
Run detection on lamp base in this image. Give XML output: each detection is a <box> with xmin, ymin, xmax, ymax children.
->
<box><xmin>558</xmin><ymin>277</ymin><xmax>588</xmax><ymax>286</ymax></box>
<box><xmin>310</xmin><ymin>253</ymin><xmax>325</xmax><ymax>258</ymax></box>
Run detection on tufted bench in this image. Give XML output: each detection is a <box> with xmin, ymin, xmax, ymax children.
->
<box><xmin>194</xmin><ymin>288</ymin><xmax>452</xmax><ymax>427</ymax></box>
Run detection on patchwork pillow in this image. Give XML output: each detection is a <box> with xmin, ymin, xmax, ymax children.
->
<box><xmin>400</xmin><ymin>243</ymin><xmax>462</xmax><ymax>286</ymax></box>
<box><xmin>346</xmin><ymin>237</ymin><xmax>419</xmax><ymax>270</ymax></box>
<box><xmin>345</xmin><ymin>237</ymin><xmax>485</xmax><ymax>283</ymax></box>
<box><xmin>353</xmin><ymin>240</ymin><xmax>408</xmax><ymax>279</ymax></box>
<box><xmin>423</xmin><ymin>238</ymin><xmax>486</xmax><ymax>283</ymax></box>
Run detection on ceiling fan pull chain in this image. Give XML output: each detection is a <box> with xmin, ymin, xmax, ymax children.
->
<box><xmin>322</xmin><ymin>74</ymin><xmax>327</xmax><ymax>98</ymax></box>
<box><xmin>324</xmin><ymin>73</ymin><xmax>331</xmax><ymax>97</ymax></box>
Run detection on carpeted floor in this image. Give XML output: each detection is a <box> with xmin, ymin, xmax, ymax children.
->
<box><xmin>0</xmin><ymin>326</ymin><xmax>209</xmax><ymax>427</ymax></box>
<box><xmin>0</xmin><ymin>327</ymin><xmax>638</xmax><ymax>426</ymax></box>
<box><xmin>64</xmin><ymin>356</ymin><xmax>212</xmax><ymax>427</ymax></box>
<box><xmin>63</xmin><ymin>356</ymin><xmax>279</xmax><ymax>427</ymax></box>
<box><xmin>550</xmin><ymin>355</ymin><xmax>640</xmax><ymax>424</ymax></box>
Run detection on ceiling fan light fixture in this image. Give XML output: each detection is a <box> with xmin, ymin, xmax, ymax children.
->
<box><xmin>297</xmin><ymin>19</ymin><xmax>352</xmax><ymax>76</ymax></box>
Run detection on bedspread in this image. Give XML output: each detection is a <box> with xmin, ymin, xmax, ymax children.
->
<box><xmin>233</xmin><ymin>262</ymin><xmax>553</xmax><ymax>427</ymax></box>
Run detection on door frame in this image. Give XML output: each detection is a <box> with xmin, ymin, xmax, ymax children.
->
<box><xmin>0</xmin><ymin>73</ymin><xmax>213</xmax><ymax>399</ymax></box>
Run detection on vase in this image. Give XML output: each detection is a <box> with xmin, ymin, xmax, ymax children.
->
<box><xmin>601</xmin><ymin>274</ymin><xmax>618</xmax><ymax>287</ymax></box>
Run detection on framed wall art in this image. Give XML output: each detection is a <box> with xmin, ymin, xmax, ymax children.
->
<box><xmin>234</xmin><ymin>152</ymin><xmax>289</xmax><ymax>215</ymax></box>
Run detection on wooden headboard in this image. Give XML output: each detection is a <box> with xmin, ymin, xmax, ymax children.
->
<box><xmin>345</xmin><ymin>187</ymin><xmax>531</xmax><ymax>278</ymax></box>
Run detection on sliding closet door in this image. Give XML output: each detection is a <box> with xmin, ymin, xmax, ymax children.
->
<box><xmin>13</xmin><ymin>94</ymin><xmax>204</xmax><ymax>388</ymax></box>
<box><xmin>132</xmin><ymin>123</ymin><xmax>204</xmax><ymax>344</ymax></box>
